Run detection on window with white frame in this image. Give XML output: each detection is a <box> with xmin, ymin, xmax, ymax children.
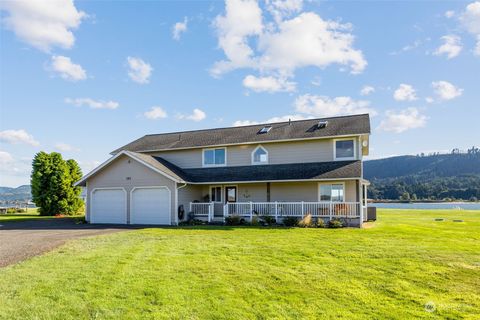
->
<box><xmin>252</xmin><ymin>146</ymin><xmax>268</xmax><ymax>164</ymax></box>
<box><xmin>211</xmin><ymin>186</ymin><xmax>222</xmax><ymax>202</ymax></box>
<box><xmin>203</xmin><ymin>148</ymin><xmax>226</xmax><ymax>166</ymax></box>
<box><xmin>334</xmin><ymin>139</ymin><xmax>355</xmax><ymax>160</ymax></box>
<box><xmin>319</xmin><ymin>183</ymin><xmax>345</xmax><ymax>202</ymax></box>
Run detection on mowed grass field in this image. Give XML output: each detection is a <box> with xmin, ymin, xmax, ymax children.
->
<box><xmin>0</xmin><ymin>208</ymin><xmax>84</xmax><ymax>222</ymax></box>
<box><xmin>0</xmin><ymin>209</ymin><xmax>479</xmax><ymax>319</ymax></box>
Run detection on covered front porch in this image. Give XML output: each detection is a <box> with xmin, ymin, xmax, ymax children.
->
<box><xmin>179</xmin><ymin>180</ymin><xmax>369</xmax><ymax>226</ymax></box>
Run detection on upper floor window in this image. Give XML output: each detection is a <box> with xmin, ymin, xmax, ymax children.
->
<box><xmin>334</xmin><ymin>139</ymin><xmax>356</xmax><ymax>160</ymax></box>
<box><xmin>203</xmin><ymin>148</ymin><xmax>226</xmax><ymax>166</ymax></box>
<box><xmin>252</xmin><ymin>145</ymin><xmax>268</xmax><ymax>164</ymax></box>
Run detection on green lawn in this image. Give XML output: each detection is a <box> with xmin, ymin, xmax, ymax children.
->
<box><xmin>0</xmin><ymin>209</ymin><xmax>479</xmax><ymax>319</ymax></box>
<box><xmin>0</xmin><ymin>208</ymin><xmax>84</xmax><ymax>222</ymax></box>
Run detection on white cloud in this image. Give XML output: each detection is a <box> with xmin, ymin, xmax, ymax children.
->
<box><xmin>144</xmin><ymin>106</ymin><xmax>168</xmax><ymax>120</ymax></box>
<box><xmin>460</xmin><ymin>1</ymin><xmax>480</xmax><ymax>55</ymax></box>
<box><xmin>266</xmin><ymin>0</ymin><xmax>303</xmax><ymax>23</ymax></box>
<box><xmin>65</xmin><ymin>98</ymin><xmax>119</xmax><ymax>109</ymax></box>
<box><xmin>425</xmin><ymin>97</ymin><xmax>434</xmax><ymax>103</ymax></box>
<box><xmin>172</xmin><ymin>17</ymin><xmax>188</xmax><ymax>40</ymax></box>
<box><xmin>0</xmin><ymin>0</ymin><xmax>86</xmax><ymax>52</ymax></box>
<box><xmin>258</xmin><ymin>12</ymin><xmax>367</xmax><ymax>75</ymax></box>
<box><xmin>211</xmin><ymin>0</ymin><xmax>263</xmax><ymax>76</ymax></box>
<box><xmin>177</xmin><ymin>108</ymin><xmax>206</xmax><ymax>122</ymax></box>
<box><xmin>445</xmin><ymin>10</ymin><xmax>455</xmax><ymax>18</ymax></box>
<box><xmin>54</xmin><ymin>142</ymin><xmax>80</xmax><ymax>152</ymax></box>
<box><xmin>0</xmin><ymin>150</ymin><xmax>14</xmax><ymax>166</ymax></box>
<box><xmin>0</xmin><ymin>129</ymin><xmax>40</xmax><ymax>146</ymax></box>
<box><xmin>211</xmin><ymin>0</ymin><xmax>366</xmax><ymax>81</ymax></box>
<box><xmin>393</xmin><ymin>84</ymin><xmax>417</xmax><ymax>101</ymax></box>
<box><xmin>50</xmin><ymin>55</ymin><xmax>87</xmax><ymax>81</ymax></box>
<box><xmin>378</xmin><ymin>108</ymin><xmax>427</xmax><ymax>133</ymax></box>
<box><xmin>126</xmin><ymin>57</ymin><xmax>152</xmax><ymax>84</ymax></box>
<box><xmin>242</xmin><ymin>75</ymin><xmax>296</xmax><ymax>92</ymax></box>
<box><xmin>431</xmin><ymin>81</ymin><xmax>463</xmax><ymax>100</ymax></box>
<box><xmin>433</xmin><ymin>35</ymin><xmax>462</xmax><ymax>59</ymax></box>
<box><xmin>390</xmin><ymin>39</ymin><xmax>423</xmax><ymax>55</ymax></box>
<box><xmin>360</xmin><ymin>85</ymin><xmax>375</xmax><ymax>96</ymax></box>
<box><xmin>233</xmin><ymin>114</ymin><xmax>310</xmax><ymax>126</ymax></box>
<box><xmin>294</xmin><ymin>94</ymin><xmax>376</xmax><ymax>118</ymax></box>
<box><xmin>78</xmin><ymin>160</ymin><xmax>101</xmax><ymax>174</ymax></box>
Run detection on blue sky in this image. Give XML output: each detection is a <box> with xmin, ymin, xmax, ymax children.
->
<box><xmin>1</xmin><ymin>0</ymin><xmax>479</xmax><ymax>187</ymax></box>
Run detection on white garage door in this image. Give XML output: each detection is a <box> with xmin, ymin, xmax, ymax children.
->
<box><xmin>91</xmin><ymin>189</ymin><xmax>127</xmax><ymax>224</ymax></box>
<box><xmin>131</xmin><ymin>187</ymin><xmax>171</xmax><ymax>225</ymax></box>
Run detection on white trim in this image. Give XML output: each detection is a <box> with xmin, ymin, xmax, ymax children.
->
<box><xmin>202</xmin><ymin>147</ymin><xmax>227</xmax><ymax>167</ymax></box>
<box><xmin>175</xmin><ymin>182</ymin><xmax>187</xmax><ymax>225</ymax></box>
<box><xmin>74</xmin><ymin>150</ymin><xmax>183</xmax><ymax>186</ymax></box>
<box><xmin>114</xmin><ymin>133</ymin><xmax>367</xmax><ymax>154</ymax></box>
<box><xmin>125</xmin><ymin>151</ymin><xmax>183</xmax><ymax>183</ymax></box>
<box><xmin>129</xmin><ymin>186</ymin><xmax>172</xmax><ymax>225</ymax></box>
<box><xmin>333</xmin><ymin>138</ymin><xmax>357</xmax><ymax>161</ymax></box>
<box><xmin>251</xmin><ymin>145</ymin><xmax>269</xmax><ymax>165</ymax></box>
<box><xmin>210</xmin><ymin>185</ymin><xmax>223</xmax><ymax>203</ymax></box>
<box><xmin>317</xmin><ymin>182</ymin><xmax>346</xmax><ymax>202</ymax></box>
<box><xmin>90</xmin><ymin>187</ymin><xmax>127</xmax><ymax>224</ymax></box>
<box><xmin>174</xmin><ymin>183</ymin><xmax>178</xmax><ymax>225</ymax></box>
<box><xmin>190</xmin><ymin>177</ymin><xmax>360</xmax><ymax>185</ymax></box>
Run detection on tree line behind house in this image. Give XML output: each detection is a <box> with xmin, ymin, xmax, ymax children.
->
<box><xmin>365</xmin><ymin>148</ymin><xmax>480</xmax><ymax>201</ymax></box>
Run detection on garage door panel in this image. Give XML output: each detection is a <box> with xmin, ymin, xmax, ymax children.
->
<box><xmin>91</xmin><ymin>189</ymin><xmax>126</xmax><ymax>224</ymax></box>
<box><xmin>131</xmin><ymin>187</ymin><xmax>170</xmax><ymax>225</ymax></box>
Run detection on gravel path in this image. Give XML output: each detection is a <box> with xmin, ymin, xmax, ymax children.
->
<box><xmin>0</xmin><ymin>219</ymin><xmax>133</xmax><ymax>267</ymax></box>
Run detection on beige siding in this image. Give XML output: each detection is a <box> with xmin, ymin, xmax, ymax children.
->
<box><xmin>149</xmin><ymin>148</ymin><xmax>201</xmax><ymax>168</ymax></box>
<box><xmin>271</xmin><ymin>180</ymin><xmax>358</xmax><ymax>202</ymax></box>
<box><xmin>177</xmin><ymin>184</ymin><xmax>203</xmax><ymax>216</ymax></box>
<box><xmin>270</xmin><ymin>182</ymin><xmax>319</xmax><ymax>202</ymax></box>
<box><xmin>86</xmin><ymin>154</ymin><xmax>177</xmax><ymax>224</ymax></box>
<box><xmin>178</xmin><ymin>180</ymin><xmax>357</xmax><ymax>209</ymax></box>
<box><xmin>147</xmin><ymin>137</ymin><xmax>360</xmax><ymax>168</ymax></box>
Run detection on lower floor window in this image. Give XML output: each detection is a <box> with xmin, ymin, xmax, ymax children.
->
<box><xmin>211</xmin><ymin>187</ymin><xmax>222</xmax><ymax>202</ymax></box>
<box><xmin>319</xmin><ymin>183</ymin><xmax>344</xmax><ymax>202</ymax></box>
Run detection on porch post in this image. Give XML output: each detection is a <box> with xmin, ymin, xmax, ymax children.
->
<box><xmin>358</xmin><ymin>179</ymin><xmax>363</xmax><ymax>228</ymax></box>
<box><xmin>189</xmin><ymin>202</ymin><xmax>192</xmax><ymax>213</ymax></box>
<box><xmin>329</xmin><ymin>202</ymin><xmax>332</xmax><ymax>221</ymax></box>
<box><xmin>250</xmin><ymin>201</ymin><xmax>253</xmax><ymax>221</ymax></box>
<box><xmin>275</xmin><ymin>201</ymin><xmax>278</xmax><ymax>221</ymax></box>
<box><xmin>208</xmin><ymin>203</ymin><xmax>211</xmax><ymax>223</ymax></box>
<box><xmin>301</xmin><ymin>201</ymin><xmax>305</xmax><ymax>218</ymax></box>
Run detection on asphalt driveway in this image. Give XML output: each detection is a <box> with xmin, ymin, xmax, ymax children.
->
<box><xmin>0</xmin><ymin>218</ymin><xmax>134</xmax><ymax>267</ymax></box>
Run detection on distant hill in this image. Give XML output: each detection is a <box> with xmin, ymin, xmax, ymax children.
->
<box><xmin>364</xmin><ymin>153</ymin><xmax>480</xmax><ymax>201</ymax></box>
<box><xmin>0</xmin><ymin>185</ymin><xmax>31</xmax><ymax>202</ymax></box>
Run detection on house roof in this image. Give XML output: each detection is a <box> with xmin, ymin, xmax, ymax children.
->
<box><xmin>111</xmin><ymin>114</ymin><xmax>370</xmax><ymax>154</ymax></box>
<box><xmin>75</xmin><ymin>151</ymin><xmax>361</xmax><ymax>186</ymax></box>
<box><xmin>74</xmin><ymin>151</ymin><xmax>186</xmax><ymax>187</ymax></box>
<box><xmin>153</xmin><ymin>157</ymin><xmax>361</xmax><ymax>183</ymax></box>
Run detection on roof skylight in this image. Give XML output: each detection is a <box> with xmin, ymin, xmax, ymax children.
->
<box><xmin>258</xmin><ymin>126</ymin><xmax>272</xmax><ymax>134</ymax></box>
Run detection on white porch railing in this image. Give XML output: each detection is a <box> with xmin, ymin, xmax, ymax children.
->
<box><xmin>189</xmin><ymin>202</ymin><xmax>213</xmax><ymax>222</ymax></box>
<box><xmin>189</xmin><ymin>201</ymin><xmax>361</xmax><ymax>222</ymax></box>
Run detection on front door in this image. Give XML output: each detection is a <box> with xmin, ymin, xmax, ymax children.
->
<box><xmin>225</xmin><ymin>186</ymin><xmax>237</xmax><ymax>203</ymax></box>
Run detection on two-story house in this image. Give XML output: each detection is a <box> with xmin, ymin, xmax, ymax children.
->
<box><xmin>75</xmin><ymin>114</ymin><xmax>371</xmax><ymax>226</ymax></box>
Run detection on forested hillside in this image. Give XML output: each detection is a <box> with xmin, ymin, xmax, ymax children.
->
<box><xmin>0</xmin><ymin>185</ymin><xmax>31</xmax><ymax>201</ymax></box>
<box><xmin>364</xmin><ymin>151</ymin><xmax>480</xmax><ymax>201</ymax></box>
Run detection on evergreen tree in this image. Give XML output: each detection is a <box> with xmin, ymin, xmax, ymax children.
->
<box><xmin>31</xmin><ymin>152</ymin><xmax>83</xmax><ymax>216</ymax></box>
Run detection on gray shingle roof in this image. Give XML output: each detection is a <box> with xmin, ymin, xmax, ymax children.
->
<box><xmin>112</xmin><ymin>114</ymin><xmax>370</xmax><ymax>154</ymax></box>
<box><xmin>153</xmin><ymin>157</ymin><xmax>361</xmax><ymax>183</ymax></box>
